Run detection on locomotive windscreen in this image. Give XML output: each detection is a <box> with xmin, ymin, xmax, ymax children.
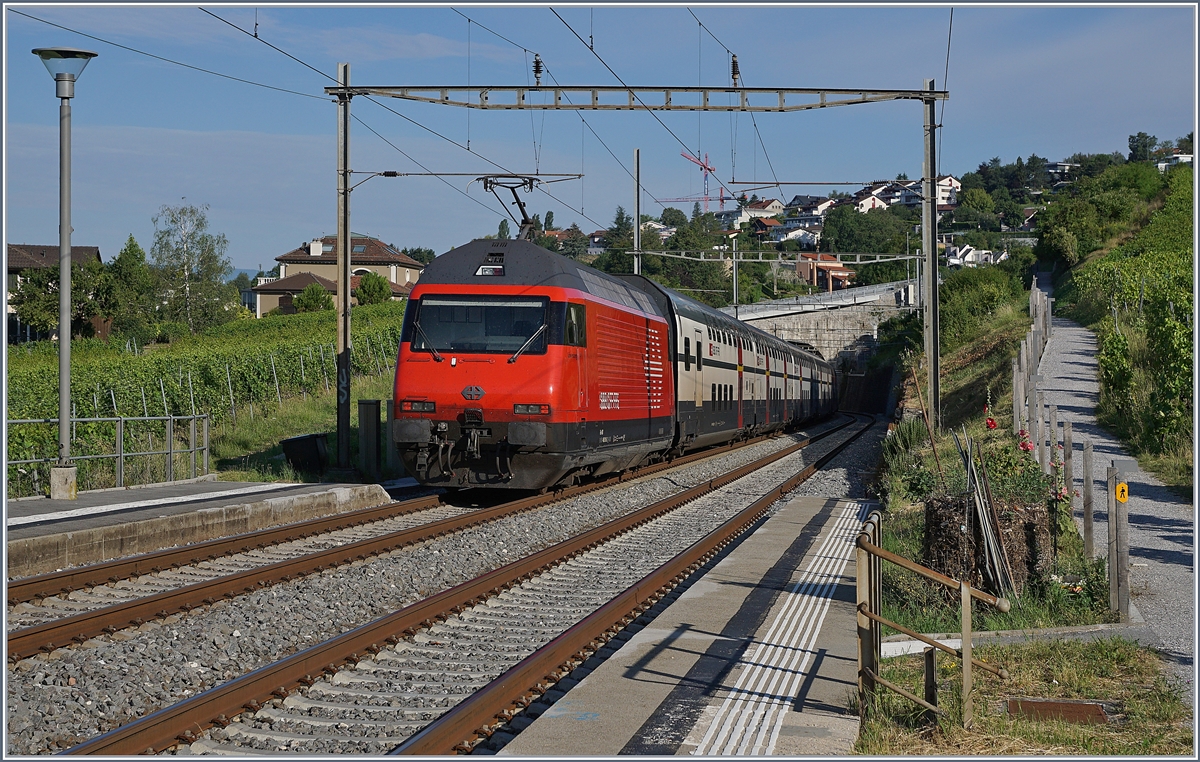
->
<box><xmin>410</xmin><ymin>295</ymin><xmax>548</xmax><ymax>355</ymax></box>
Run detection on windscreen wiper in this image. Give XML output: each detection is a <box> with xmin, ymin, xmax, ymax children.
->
<box><xmin>508</xmin><ymin>323</ymin><xmax>547</xmax><ymax>364</ymax></box>
<box><xmin>412</xmin><ymin>321</ymin><xmax>444</xmax><ymax>362</ymax></box>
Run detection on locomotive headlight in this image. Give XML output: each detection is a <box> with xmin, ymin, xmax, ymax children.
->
<box><xmin>514</xmin><ymin>404</ymin><xmax>551</xmax><ymax>415</ymax></box>
<box><xmin>401</xmin><ymin>400</ymin><xmax>436</xmax><ymax>413</ymax></box>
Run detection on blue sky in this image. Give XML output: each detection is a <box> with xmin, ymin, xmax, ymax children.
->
<box><xmin>4</xmin><ymin>3</ymin><xmax>1195</xmax><ymax>273</ymax></box>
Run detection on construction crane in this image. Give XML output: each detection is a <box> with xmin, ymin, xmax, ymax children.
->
<box><xmin>667</xmin><ymin>152</ymin><xmax>728</xmax><ymax>213</ymax></box>
<box><xmin>656</xmin><ymin>153</ymin><xmax>730</xmax><ymax>213</ymax></box>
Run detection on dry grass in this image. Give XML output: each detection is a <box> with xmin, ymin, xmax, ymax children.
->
<box><xmin>856</xmin><ymin>637</ymin><xmax>1193</xmax><ymax>755</ymax></box>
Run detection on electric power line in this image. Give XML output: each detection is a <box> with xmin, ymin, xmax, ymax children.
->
<box><xmin>199</xmin><ymin>6</ymin><xmax>605</xmax><ymax>230</ymax></box>
<box><xmin>8</xmin><ymin>8</ymin><xmax>327</xmax><ymax>101</ymax></box>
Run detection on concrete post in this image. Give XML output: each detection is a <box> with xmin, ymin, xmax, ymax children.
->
<box><xmin>921</xmin><ymin>79</ymin><xmax>940</xmax><ymax>430</ymax></box>
<box><xmin>336</xmin><ymin>62</ymin><xmax>353</xmax><ymax>469</ymax></box>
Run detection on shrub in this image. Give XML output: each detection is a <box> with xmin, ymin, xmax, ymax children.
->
<box><xmin>353</xmin><ymin>271</ymin><xmax>393</xmax><ymax>306</ymax></box>
<box><xmin>293</xmin><ymin>284</ymin><xmax>333</xmax><ymax>312</ymax></box>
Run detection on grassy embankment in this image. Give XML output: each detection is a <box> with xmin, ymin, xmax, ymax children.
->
<box><xmin>1053</xmin><ymin>165</ymin><xmax>1193</xmax><ymax>493</ymax></box>
<box><xmin>861</xmin><ymin>201</ymin><xmax>1191</xmax><ymax>750</ymax></box>
<box><xmin>856</xmin><ymin>637</ymin><xmax>1193</xmax><ymax>755</ymax></box>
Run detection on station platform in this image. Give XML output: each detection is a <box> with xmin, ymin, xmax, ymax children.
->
<box><xmin>5</xmin><ymin>477</ymin><xmax>393</xmax><ymax>578</ymax></box>
<box><xmin>502</xmin><ymin>495</ymin><xmax>871</xmax><ymax>756</ymax></box>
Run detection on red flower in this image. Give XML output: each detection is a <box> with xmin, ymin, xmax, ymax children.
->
<box><xmin>986</xmin><ymin>417</ymin><xmax>997</xmax><ymax>429</ymax></box>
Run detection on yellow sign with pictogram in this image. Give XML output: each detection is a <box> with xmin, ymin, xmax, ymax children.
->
<box><xmin>1116</xmin><ymin>482</ymin><xmax>1129</xmax><ymax>503</ymax></box>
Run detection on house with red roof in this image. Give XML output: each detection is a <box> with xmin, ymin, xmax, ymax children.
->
<box><xmin>252</xmin><ymin>233</ymin><xmax>424</xmax><ymax>317</ymax></box>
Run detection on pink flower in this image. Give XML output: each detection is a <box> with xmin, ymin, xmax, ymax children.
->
<box><xmin>1019</xmin><ymin>429</ymin><xmax>1028</xmax><ymax>438</ymax></box>
<box><xmin>1019</xmin><ymin>440</ymin><xmax>1034</xmax><ymax>452</ymax></box>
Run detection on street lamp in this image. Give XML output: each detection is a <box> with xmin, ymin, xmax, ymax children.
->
<box><xmin>33</xmin><ymin>46</ymin><xmax>97</xmax><ymax>500</ymax></box>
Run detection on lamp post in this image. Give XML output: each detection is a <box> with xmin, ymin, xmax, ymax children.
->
<box><xmin>33</xmin><ymin>46</ymin><xmax>97</xmax><ymax>500</ymax></box>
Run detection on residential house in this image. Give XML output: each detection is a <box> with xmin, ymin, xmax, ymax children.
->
<box><xmin>1045</xmin><ymin>162</ymin><xmax>1079</xmax><ymax>185</ymax></box>
<box><xmin>771</xmin><ymin>225</ymin><xmax>822</xmax><ymax>250</ymax></box>
<box><xmin>1156</xmin><ymin>153</ymin><xmax>1193</xmax><ymax>173</ymax></box>
<box><xmin>7</xmin><ymin>243</ymin><xmax>103</xmax><ymax>342</ymax></box>
<box><xmin>744</xmin><ymin>198</ymin><xmax>786</xmax><ymax>217</ymax></box>
<box><xmin>750</xmin><ymin>217</ymin><xmax>782</xmax><ymax>239</ymax></box>
<box><xmin>945</xmin><ymin>244</ymin><xmax>1008</xmax><ymax>268</ymax></box>
<box><xmin>639</xmin><ymin>220</ymin><xmax>674</xmax><ymax>243</ymax></box>
<box><xmin>795</xmin><ymin>252</ymin><xmax>854</xmax><ymax>292</ymax></box>
<box><xmin>934</xmin><ymin>175</ymin><xmax>961</xmax><ymax>206</ymax></box>
<box><xmin>251</xmin><ymin>233</ymin><xmax>423</xmax><ymax>317</ymax></box>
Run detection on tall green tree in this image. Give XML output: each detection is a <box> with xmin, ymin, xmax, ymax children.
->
<box><xmin>497</xmin><ymin>219</ymin><xmax>511</xmax><ymax>239</ymax></box>
<box><xmin>544</xmin><ymin>210</ymin><xmax>556</xmax><ymax>230</ymax></box>
<box><xmin>401</xmin><ymin>246</ymin><xmax>437</xmax><ymax>265</ymax></box>
<box><xmin>150</xmin><ymin>203</ymin><xmax>235</xmax><ymax>333</ymax></box>
<box><xmin>561</xmin><ymin>224</ymin><xmax>588</xmax><ymax>258</ymax></box>
<box><xmin>1128</xmin><ymin>132</ymin><xmax>1158</xmax><ymax>162</ymax></box>
<box><xmin>109</xmin><ymin>234</ymin><xmax>156</xmax><ymax>340</ymax></box>
<box><xmin>660</xmin><ymin>207</ymin><xmax>688</xmax><ymax>228</ymax></box>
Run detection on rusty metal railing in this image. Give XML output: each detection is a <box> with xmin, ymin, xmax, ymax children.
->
<box><xmin>856</xmin><ymin>509</ymin><xmax>1010</xmax><ymax>728</ymax></box>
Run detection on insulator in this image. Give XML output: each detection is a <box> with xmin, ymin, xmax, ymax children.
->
<box><xmin>731</xmin><ymin>54</ymin><xmax>740</xmax><ymax>87</ymax></box>
<box><xmin>533</xmin><ymin>53</ymin><xmax>544</xmax><ymax>86</ymax></box>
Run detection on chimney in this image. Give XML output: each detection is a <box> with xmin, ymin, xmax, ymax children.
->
<box><xmin>309</xmin><ymin>239</ymin><xmax>322</xmax><ymax>256</ymax></box>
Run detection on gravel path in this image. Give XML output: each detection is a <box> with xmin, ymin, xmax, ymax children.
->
<box><xmin>1033</xmin><ymin>272</ymin><xmax>1194</xmax><ymax>703</ymax></box>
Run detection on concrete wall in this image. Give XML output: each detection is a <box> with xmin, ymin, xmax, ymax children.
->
<box><xmin>7</xmin><ymin>484</ymin><xmax>390</xmax><ymax>578</ymax></box>
<box><xmin>741</xmin><ymin>302</ymin><xmax>895</xmax><ymax>362</ymax></box>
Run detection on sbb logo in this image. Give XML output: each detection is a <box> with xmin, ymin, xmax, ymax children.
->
<box><xmin>599</xmin><ymin>392</ymin><xmax>621</xmax><ymax>410</ymax></box>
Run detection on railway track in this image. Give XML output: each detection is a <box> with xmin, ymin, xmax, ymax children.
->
<box><xmin>6</xmin><ymin>418</ymin><xmax>852</xmax><ymax>664</ymax></box>
<box><xmin>61</xmin><ymin>414</ymin><xmax>875</xmax><ymax>755</ymax></box>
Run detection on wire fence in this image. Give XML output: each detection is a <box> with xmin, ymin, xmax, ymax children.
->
<box><xmin>7</xmin><ymin>414</ymin><xmax>209</xmax><ymax>499</ymax></box>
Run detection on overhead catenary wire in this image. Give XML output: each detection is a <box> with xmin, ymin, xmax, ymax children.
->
<box><xmin>450</xmin><ymin>7</ymin><xmax>670</xmax><ymax>215</ymax></box>
<box><xmin>939</xmin><ymin>7</ymin><xmax>954</xmax><ymax>161</ymax></box>
<box><xmin>689</xmin><ymin>7</ymin><xmax>782</xmax><ymax>199</ymax></box>
<box><xmin>9</xmin><ymin>8</ymin><xmax>326</xmax><ymax>101</ymax></box>
<box><xmin>199</xmin><ymin>5</ymin><xmax>609</xmax><ymax>231</ymax></box>
<box><xmin>550</xmin><ymin>7</ymin><xmax>738</xmax><ymax>204</ymax></box>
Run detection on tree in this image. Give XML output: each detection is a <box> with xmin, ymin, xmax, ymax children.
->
<box><xmin>496</xmin><ymin>219</ymin><xmax>511</xmax><ymax>239</ymax></box>
<box><xmin>561</xmin><ymin>224</ymin><xmax>588</xmax><ymax>258</ymax></box>
<box><xmin>293</xmin><ymin>283</ymin><xmax>333</xmax><ymax>312</ymax></box>
<box><xmin>960</xmin><ymin>187</ymin><xmax>995</xmax><ymax>215</ymax></box>
<box><xmin>1128</xmin><ymin>132</ymin><xmax>1158</xmax><ymax>162</ymax></box>
<box><xmin>353</xmin><ymin>271</ymin><xmax>393</xmax><ymax>305</ymax></box>
<box><xmin>10</xmin><ymin>259</ymin><xmax>111</xmax><ymax>337</ymax></box>
<box><xmin>109</xmin><ymin>234</ymin><xmax>155</xmax><ymax>339</ymax></box>
<box><xmin>660</xmin><ymin>207</ymin><xmax>688</xmax><ymax>228</ymax></box>
<box><xmin>150</xmin><ymin>204</ymin><xmax>235</xmax><ymax>333</ymax></box>
<box><xmin>606</xmin><ymin>206</ymin><xmax>634</xmax><ymax>248</ymax></box>
<box><xmin>544</xmin><ymin>210</ymin><xmax>556</xmax><ymax>231</ymax></box>
<box><xmin>401</xmin><ymin>247</ymin><xmax>436</xmax><ymax>265</ymax></box>
<box><xmin>230</xmin><ymin>272</ymin><xmax>253</xmax><ymax>291</ymax></box>
<box><xmin>1177</xmin><ymin>131</ymin><xmax>1193</xmax><ymax>154</ymax></box>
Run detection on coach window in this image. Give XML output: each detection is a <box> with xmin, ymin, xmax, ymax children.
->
<box><xmin>565</xmin><ymin>303</ymin><xmax>586</xmax><ymax>347</ymax></box>
<box><xmin>684</xmin><ymin>337</ymin><xmax>691</xmax><ymax>370</ymax></box>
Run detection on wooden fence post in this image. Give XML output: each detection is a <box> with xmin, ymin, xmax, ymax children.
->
<box><xmin>1083</xmin><ymin>440</ymin><xmax>1094</xmax><ymax>558</ymax></box>
<box><xmin>1107</xmin><ymin>466</ymin><xmax>1117</xmax><ymax>612</ymax></box>
<box><xmin>924</xmin><ymin>647</ymin><xmax>938</xmax><ymax>725</ymax></box>
<box><xmin>961</xmin><ymin>580</ymin><xmax>973</xmax><ymax>729</ymax></box>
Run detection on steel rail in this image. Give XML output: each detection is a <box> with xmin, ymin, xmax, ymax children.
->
<box><xmin>393</xmin><ymin>415</ymin><xmax>874</xmax><ymax>754</ymax></box>
<box><xmin>13</xmin><ymin>421</ymin><xmax>848</xmax><ymax>663</ymax></box>
<box><xmin>6</xmin><ymin>495</ymin><xmax>441</xmax><ymax>605</ymax></box>
<box><xmin>61</xmin><ymin>417</ymin><xmax>862</xmax><ymax>755</ymax></box>
<box><xmin>10</xmin><ymin>422</ymin><xmax>794</xmax><ymax>605</ymax></box>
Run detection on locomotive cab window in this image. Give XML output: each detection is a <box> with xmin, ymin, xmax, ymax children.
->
<box><xmin>409</xmin><ymin>295</ymin><xmax>548</xmax><ymax>355</ymax></box>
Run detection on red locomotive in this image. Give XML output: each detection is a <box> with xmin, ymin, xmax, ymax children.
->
<box><xmin>393</xmin><ymin>238</ymin><xmax>837</xmax><ymax>490</ymax></box>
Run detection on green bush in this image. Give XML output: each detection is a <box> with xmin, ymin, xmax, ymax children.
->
<box><xmin>293</xmin><ymin>283</ymin><xmax>334</xmax><ymax>312</ymax></box>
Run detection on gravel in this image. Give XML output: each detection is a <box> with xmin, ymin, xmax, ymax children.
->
<box><xmin>1035</xmin><ymin>274</ymin><xmax>1194</xmax><ymax>704</ymax></box>
<box><xmin>6</xmin><ymin>416</ymin><xmax>866</xmax><ymax>754</ymax></box>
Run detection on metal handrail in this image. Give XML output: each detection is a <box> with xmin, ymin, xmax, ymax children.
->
<box><xmin>6</xmin><ymin>414</ymin><xmax>209</xmax><ymax>489</ymax></box>
<box><xmin>856</xmin><ymin>509</ymin><xmax>1009</xmax><ymax>728</ymax></box>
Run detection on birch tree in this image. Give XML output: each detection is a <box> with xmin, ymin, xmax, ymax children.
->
<box><xmin>150</xmin><ymin>203</ymin><xmax>235</xmax><ymax>333</ymax></box>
